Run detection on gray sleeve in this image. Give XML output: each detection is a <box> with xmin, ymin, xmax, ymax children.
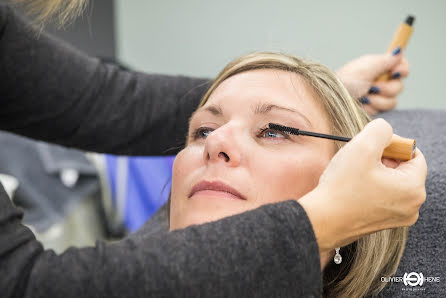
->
<box><xmin>0</xmin><ymin>184</ymin><xmax>322</xmax><ymax>298</ymax></box>
<box><xmin>0</xmin><ymin>5</ymin><xmax>209</xmax><ymax>156</ymax></box>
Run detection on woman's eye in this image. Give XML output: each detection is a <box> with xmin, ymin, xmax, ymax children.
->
<box><xmin>193</xmin><ymin>127</ymin><xmax>214</xmax><ymax>139</ymax></box>
<box><xmin>258</xmin><ymin>128</ymin><xmax>288</xmax><ymax>139</ymax></box>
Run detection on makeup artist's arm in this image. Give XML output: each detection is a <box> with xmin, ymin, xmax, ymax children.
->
<box><xmin>0</xmin><ymin>183</ymin><xmax>323</xmax><ymax>297</ymax></box>
<box><xmin>336</xmin><ymin>50</ymin><xmax>410</xmax><ymax>115</ymax></box>
<box><xmin>0</xmin><ymin>5</ymin><xmax>209</xmax><ymax>156</ymax></box>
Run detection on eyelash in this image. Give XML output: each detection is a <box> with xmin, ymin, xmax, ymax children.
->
<box><xmin>191</xmin><ymin>126</ymin><xmax>290</xmax><ymax>140</ymax></box>
<box><xmin>257</xmin><ymin>126</ymin><xmax>290</xmax><ymax>139</ymax></box>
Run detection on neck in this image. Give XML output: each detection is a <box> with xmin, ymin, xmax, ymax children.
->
<box><xmin>320</xmin><ymin>250</ymin><xmax>335</xmax><ymax>271</ymax></box>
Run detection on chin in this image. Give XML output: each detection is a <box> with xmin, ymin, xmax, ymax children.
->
<box><xmin>169</xmin><ymin>204</ymin><xmax>249</xmax><ymax>231</ymax></box>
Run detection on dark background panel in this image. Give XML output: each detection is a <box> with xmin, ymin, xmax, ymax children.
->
<box><xmin>2</xmin><ymin>0</ymin><xmax>116</xmax><ymax>58</ymax></box>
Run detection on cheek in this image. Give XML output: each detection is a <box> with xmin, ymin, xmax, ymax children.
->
<box><xmin>172</xmin><ymin>151</ymin><xmax>189</xmax><ymax>185</ymax></box>
<box><xmin>172</xmin><ymin>146</ymin><xmax>202</xmax><ymax>185</ymax></box>
<box><xmin>253</xmin><ymin>150</ymin><xmax>332</xmax><ymax>204</ymax></box>
<box><xmin>171</xmin><ymin>146</ymin><xmax>203</xmax><ymax>204</ymax></box>
<box><xmin>170</xmin><ymin>146</ymin><xmax>204</xmax><ymax>228</ymax></box>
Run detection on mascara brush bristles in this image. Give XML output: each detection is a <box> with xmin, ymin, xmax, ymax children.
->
<box><xmin>268</xmin><ymin>123</ymin><xmax>351</xmax><ymax>142</ymax></box>
<box><xmin>268</xmin><ymin>123</ymin><xmax>301</xmax><ymax>135</ymax></box>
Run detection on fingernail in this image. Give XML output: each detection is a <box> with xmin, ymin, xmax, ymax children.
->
<box><xmin>360</xmin><ymin>97</ymin><xmax>370</xmax><ymax>104</ymax></box>
<box><xmin>392</xmin><ymin>46</ymin><xmax>402</xmax><ymax>56</ymax></box>
<box><xmin>368</xmin><ymin>86</ymin><xmax>380</xmax><ymax>94</ymax></box>
<box><xmin>392</xmin><ymin>72</ymin><xmax>401</xmax><ymax>79</ymax></box>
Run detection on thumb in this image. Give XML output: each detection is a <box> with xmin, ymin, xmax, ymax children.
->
<box><xmin>346</xmin><ymin>118</ymin><xmax>394</xmax><ymax>161</ymax></box>
<box><xmin>367</xmin><ymin>51</ymin><xmax>403</xmax><ymax>80</ymax></box>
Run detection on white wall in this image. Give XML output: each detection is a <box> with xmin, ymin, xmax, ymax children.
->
<box><xmin>115</xmin><ymin>0</ymin><xmax>446</xmax><ymax>109</ymax></box>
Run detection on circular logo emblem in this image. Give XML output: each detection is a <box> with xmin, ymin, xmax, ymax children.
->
<box><xmin>403</xmin><ymin>272</ymin><xmax>424</xmax><ymax>287</ymax></box>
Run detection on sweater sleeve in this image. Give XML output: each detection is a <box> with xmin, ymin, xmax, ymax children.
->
<box><xmin>0</xmin><ymin>183</ymin><xmax>322</xmax><ymax>298</ymax></box>
<box><xmin>0</xmin><ymin>5</ymin><xmax>210</xmax><ymax>156</ymax></box>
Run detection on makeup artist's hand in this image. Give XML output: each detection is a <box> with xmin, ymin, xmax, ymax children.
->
<box><xmin>337</xmin><ymin>48</ymin><xmax>410</xmax><ymax>116</ymax></box>
<box><xmin>299</xmin><ymin>118</ymin><xmax>427</xmax><ymax>254</ymax></box>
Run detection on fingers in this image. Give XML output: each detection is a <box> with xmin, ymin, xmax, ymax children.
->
<box><xmin>374</xmin><ymin>79</ymin><xmax>404</xmax><ymax>97</ymax></box>
<box><xmin>381</xmin><ymin>157</ymin><xmax>401</xmax><ymax>169</ymax></box>
<box><xmin>346</xmin><ymin>51</ymin><xmax>409</xmax><ymax>115</ymax></box>
<box><xmin>358</xmin><ymin>53</ymin><xmax>403</xmax><ymax>80</ymax></box>
<box><xmin>396</xmin><ymin>148</ymin><xmax>428</xmax><ymax>179</ymax></box>
<box><xmin>363</xmin><ymin>104</ymin><xmax>379</xmax><ymax>116</ymax></box>
<box><xmin>390</xmin><ymin>57</ymin><xmax>410</xmax><ymax>78</ymax></box>
<box><xmin>367</xmin><ymin>94</ymin><xmax>398</xmax><ymax>112</ymax></box>
<box><xmin>362</xmin><ymin>74</ymin><xmax>405</xmax><ymax>113</ymax></box>
<box><xmin>393</xmin><ymin>147</ymin><xmax>428</xmax><ymax>222</ymax></box>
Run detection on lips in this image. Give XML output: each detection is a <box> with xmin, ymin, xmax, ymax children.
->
<box><xmin>189</xmin><ymin>180</ymin><xmax>247</xmax><ymax>200</ymax></box>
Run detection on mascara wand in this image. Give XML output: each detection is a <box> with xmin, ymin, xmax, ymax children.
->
<box><xmin>269</xmin><ymin>123</ymin><xmax>416</xmax><ymax>161</ymax></box>
<box><xmin>269</xmin><ymin>123</ymin><xmax>352</xmax><ymax>142</ymax></box>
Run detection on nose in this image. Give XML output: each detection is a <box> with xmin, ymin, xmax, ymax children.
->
<box><xmin>203</xmin><ymin>125</ymin><xmax>242</xmax><ymax>167</ymax></box>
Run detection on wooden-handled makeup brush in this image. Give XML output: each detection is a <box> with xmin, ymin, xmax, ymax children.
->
<box><xmin>269</xmin><ymin>123</ymin><xmax>416</xmax><ymax>161</ymax></box>
<box><xmin>376</xmin><ymin>15</ymin><xmax>415</xmax><ymax>82</ymax></box>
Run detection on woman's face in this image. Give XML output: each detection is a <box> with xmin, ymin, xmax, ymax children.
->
<box><xmin>170</xmin><ymin>69</ymin><xmax>336</xmax><ymax>230</ymax></box>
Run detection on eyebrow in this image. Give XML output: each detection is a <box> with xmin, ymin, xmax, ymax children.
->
<box><xmin>254</xmin><ymin>103</ymin><xmax>312</xmax><ymax>127</ymax></box>
<box><xmin>190</xmin><ymin>102</ymin><xmax>313</xmax><ymax>128</ymax></box>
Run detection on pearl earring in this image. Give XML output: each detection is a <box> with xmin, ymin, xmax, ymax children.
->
<box><xmin>334</xmin><ymin>247</ymin><xmax>342</xmax><ymax>264</ymax></box>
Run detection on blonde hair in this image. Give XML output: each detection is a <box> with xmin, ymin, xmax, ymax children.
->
<box><xmin>197</xmin><ymin>52</ymin><xmax>408</xmax><ymax>297</ymax></box>
<box><xmin>13</xmin><ymin>0</ymin><xmax>87</xmax><ymax>27</ymax></box>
